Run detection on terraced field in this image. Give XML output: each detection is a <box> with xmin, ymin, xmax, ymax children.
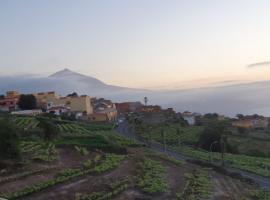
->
<box><xmin>15</xmin><ymin>117</ymin><xmax>39</xmax><ymax>130</ymax></box>
<box><xmin>1</xmin><ymin>117</ymin><xmax>269</xmax><ymax>200</ymax></box>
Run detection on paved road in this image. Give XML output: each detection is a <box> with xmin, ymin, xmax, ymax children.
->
<box><xmin>116</xmin><ymin>121</ymin><xmax>270</xmax><ymax>189</ymax></box>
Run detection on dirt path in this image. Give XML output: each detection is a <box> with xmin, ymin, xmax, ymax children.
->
<box><xmin>20</xmin><ymin>159</ymin><xmax>136</xmax><ymax>200</ymax></box>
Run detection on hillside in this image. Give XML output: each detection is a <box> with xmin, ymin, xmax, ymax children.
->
<box><xmin>0</xmin><ymin>116</ymin><xmax>269</xmax><ymax>200</ymax></box>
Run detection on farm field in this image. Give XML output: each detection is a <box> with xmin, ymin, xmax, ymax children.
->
<box><xmin>0</xmin><ymin>146</ymin><xmax>266</xmax><ymax>200</ymax></box>
<box><xmin>0</xmin><ymin>116</ymin><xmax>269</xmax><ymax>200</ymax></box>
<box><xmin>138</xmin><ymin>122</ymin><xmax>270</xmax><ymax>178</ymax></box>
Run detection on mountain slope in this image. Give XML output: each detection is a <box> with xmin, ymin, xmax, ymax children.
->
<box><xmin>1</xmin><ymin>69</ymin><xmax>270</xmax><ymax>116</ymax></box>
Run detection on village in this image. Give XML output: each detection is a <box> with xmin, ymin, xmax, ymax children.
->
<box><xmin>1</xmin><ymin>90</ymin><xmax>270</xmax><ymax>133</ymax></box>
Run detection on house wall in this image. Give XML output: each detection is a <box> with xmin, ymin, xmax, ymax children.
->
<box><xmin>51</xmin><ymin>96</ymin><xmax>93</xmax><ymax>115</ymax></box>
<box><xmin>33</xmin><ymin>91</ymin><xmax>60</xmax><ymax>108</ymax></box>
<box><xmin>0</xmin><ymin>97</ymin><xmax>19</xmax><ymax>111</ymax></box>
<box><xmin>232</xmin><ymin>120</ymin><xmax>253</xmax><ymax>129</ymax></box>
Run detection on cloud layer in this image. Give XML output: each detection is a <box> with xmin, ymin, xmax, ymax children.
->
<box><xmin>247</xmin><ymin>61</ymin><xmax>270</xmax><ymax>68</ymax></box>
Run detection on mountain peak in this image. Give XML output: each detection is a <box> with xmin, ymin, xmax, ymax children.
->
<box><xmin>49</xmin><ymin>68</ymin><xmax>77</xmax><ymax>77</ymax></box>
<box><xmin>48</xmin><ymin>68</ymin><xmax>108</xmax><ymax>87</ymax></box>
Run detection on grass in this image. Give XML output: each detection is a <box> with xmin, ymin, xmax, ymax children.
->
<box><xmin>142</xmin><ymin>124</ymin><xmax>203</xmax><ymax>146</ymax></box>
<box><xmin>138</xmin><ymin>122</ymin><xmax>270</xmax><ymax>177</ymax></box>
<box><xmin>172</xmin><ymin>145</ymin><xmax>270</xmax><ymax>177</ymax></box>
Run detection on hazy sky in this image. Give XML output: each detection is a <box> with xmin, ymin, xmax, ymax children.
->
<box><xmin>1</xmin><ymin>0</ymin><xmax>270</xmax><ymax>88</ymax></box>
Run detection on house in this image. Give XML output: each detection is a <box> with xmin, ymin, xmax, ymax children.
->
<box><xmin>115</xmin><ymin>102</ymin><xmax>130</xmax><ymax>113</ymax></box>
<box><xmin>0</xmin><ymin>91</ymin><xmax>20</xmax><ymax>112</ymax></box>
<box><xmin>46</xmin><ymin>106</ymin><xmax>69</xmax><ymax>115</ymax></box>
<box><xmin>232</xmin><ymin>115</ymin><xmax>269</xmax><ymax>130</ymax></box>
<box><xmin>182</xmin><ymin>112</ymin><xmax>196</xmax><ymax>125</ymax></box>
<box><xmin>33</xmin><ymin>91</ymin><xmax>60</xmax><ymax>109</ymax></box>
<box><xmin>115</xmin><ymin>101</ymin><xmax>143</xmax><ymax>113</ymax></box>
<box><xmin>88</xmin><ymin>108</ymin><xmax>118</xmax><ymax>122</ymax></box>
<box><xmin>88</xmin><ymin>98</ymin><xmax>118</xmax><ymax>122</ymax></box>
<box><xmin>141</xmin><ymin>105</ymin><xmax>162</xmax><ymax>113</ymax></box>
<box><xmin>50</xmin><ymin>95</ymin><xmax>93</xmax><ymax>115</ymax></box>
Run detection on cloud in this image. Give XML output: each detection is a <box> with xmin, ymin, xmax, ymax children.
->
<box><xmin>247</xmin><ymin>61</ymin><xmax>270</xmax><ymax>68</ymax></box>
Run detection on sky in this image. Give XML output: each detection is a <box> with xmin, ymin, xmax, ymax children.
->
<box><xmin>1</xmin><ymin>0</ymin><xmax>270</xmax><ymax>89</ymax></box>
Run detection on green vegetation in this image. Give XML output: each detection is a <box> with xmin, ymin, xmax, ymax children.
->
<box><xmin>172</xmin><ymin>145</ymin><xmax>270</xmax><ymax>177</ymax></box>
<box><xmin>136</xmin><ymin>120</ymin><xmax>270</xmax><ymax>177</ymax></box>
<box><xmin>94</xmin><ymin>154</ymin><xmax>125</xmax><ymax>173</ymax></box>
<box><xmin>177</xmin><ymin>169</ymin><xmax>212</xmax><ymax>200</ymax></box>
<box><xmin>0</xmin><ymin>118</ymin><xmax>20</xmax><ymax>159</ymax></box>
<box><xmin>38</xmin><ymin>118</ymin><xmax>59</xmax><ymax>140</ymax></box>
<box><xmin>18</xmin><ymin>94</ymin><xmax>37</xmax><ymax>110</ymax></box>
<box><xmin>137</xmin><ymin>158</ymin><xmax>168</xmax><ymax>194</ymax></box>
<box><xmin>5</xmin><ymin>153</ymin><xmax>125</xmax><ymax>200</ymax></box>
<box><xmin>15</xmin><ymin>117</ymin><xmax>40</xmax><ymax>130</ymax></box>
<box><xmin>75</xmin><ymin>146</ymin><xmax>89</xmax><ymax>156</ymax></box>
<box><xmin>250</xmin><ymin>189</ymin><xmax>270</xmax><ymax>200</ymax></box>
<box><xmin>20</xmin><ymin>141</ymin><xmax>57</xmax><ymax>162</ymax></box>
<box><xmin>0</xmin><ymin>166</ymin><xmax>57</xmax><ymax>184</ymax></box>
<box><xmin>142</xmin><ymin>124</ymin><xmax>202</xmax><ymax>146</ymax></box>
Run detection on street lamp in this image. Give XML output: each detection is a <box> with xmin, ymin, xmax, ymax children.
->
<box><xmin>209</xmin><ymin>141</ymin><xmax>218</xmax><ymax>164</ymax></box>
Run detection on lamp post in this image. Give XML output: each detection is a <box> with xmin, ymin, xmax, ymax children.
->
<box><xmin>209</xmin><ymin>141</ymin><xmax>218</xmax><ymax>164</ymax></box>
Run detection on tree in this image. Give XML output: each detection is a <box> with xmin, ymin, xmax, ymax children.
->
<box><xmin>38</xmin><ymin>118</ymin><xmax>59</xmax><ymax>140</ymax></box>
<box><xmin>67</xmin><ymin>92</ymin><xmax>78</xmax><ymax>97</ymax></box>
<box><xmin>18</xmin><ymin>94</ymin><xmax>37</xmax><ymax>110</ymax></box>
<box><xmin>236</xmin><ymin>114</ymin><xmax>244</xmax><ymax>119</ymax></box>
<box><xmin>237</xmin><ymin>127</ymin><xmax>247</xmax><ymax>135</ymax></box>
<box><xmin>0</xmin><ymin>118</ymin><xmax>20</xmax><ymax>159</ymax></box>
<box><xmin>204</xmin><ymin>113</ymin><xmax>218</xmax><ymax>119</ymax></box>
<box><xmin>198</xmin><ymin>122</ymin><xmax>229</xmax><ymax>152</ymax></box>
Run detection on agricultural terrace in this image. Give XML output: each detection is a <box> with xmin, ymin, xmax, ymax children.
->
<box><xmin>0</xmin><ymin>116</ymin><xmax>269</xmax><ymax>199</ymax></box>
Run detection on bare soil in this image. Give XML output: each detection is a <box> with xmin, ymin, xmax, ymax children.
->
<box><xmin>0</xmin><ymin>147</ymin><xmax>98</xmax><ymax>196</ymax></box>
<box><xmin>21</xmin><ymin>159</ymin><xmax>137</xmax><ymax>200</ymax></box>
<box><xmin>210</xmin><ymin>171</ymin><xmax>255</xmax><ymax>200</ymax></box>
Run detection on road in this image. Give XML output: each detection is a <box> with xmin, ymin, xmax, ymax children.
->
<box><xmin>116</xmin><ymin>121</ymin><xmax>270</xmax><ymax>189</ymax></box>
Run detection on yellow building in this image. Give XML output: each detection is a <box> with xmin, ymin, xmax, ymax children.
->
<box><xmin>33</xmin><ymin>91</ymin><xmax>60</xmax><ymax>108</ymax></box>
<box><xmin>51</xmin><ymin>95</ymin><xmax>93</xmax><ymax>115</ymax></box>
<box><xmin>87</xmin><ymin>108</ymin><xmax>117</xmax><ymax>122</ymax></box>
<box><xmin>6</xmin><ymin>91</ymin><xmax>20</xmax><ymax>98</ymax></box>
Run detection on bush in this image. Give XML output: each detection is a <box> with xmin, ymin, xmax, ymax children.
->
<box><xmin>0</xmin><ymin>118</ymin><xmax>20</xmax><ymax>159</ymax></box>
<box><xmin>38</xmin><ymin>118</ymin><xmax>59</xmax><ymax>140</ymax></box>
<box><xmin>18</xmin><ymin>94</ymin><xmax>37</xmax><ymax>110</ymax></box>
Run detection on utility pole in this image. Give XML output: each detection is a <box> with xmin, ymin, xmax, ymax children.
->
<box><xmin>161</xmin><ymin>129</ymin><xmax>166</xmax><ymax>153</ymax></box>
<box><xmin>144</xmin><ymin>97</ymin><xmax>148</xmax><ymax>106</ymax></box>
<box><xmin>149</xmin><ymin>126</ymin><xmax>152</xmax><ymax>147</ymax></box>
<box><xmin>176</xmin><ymin>128</ymin><xmax>181</xmax><ymax>147</ymax></box>
<box><xmin>220</xmin><ymin>136</ymin><xmax>225</xmax><ymax>167</ymax></box>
